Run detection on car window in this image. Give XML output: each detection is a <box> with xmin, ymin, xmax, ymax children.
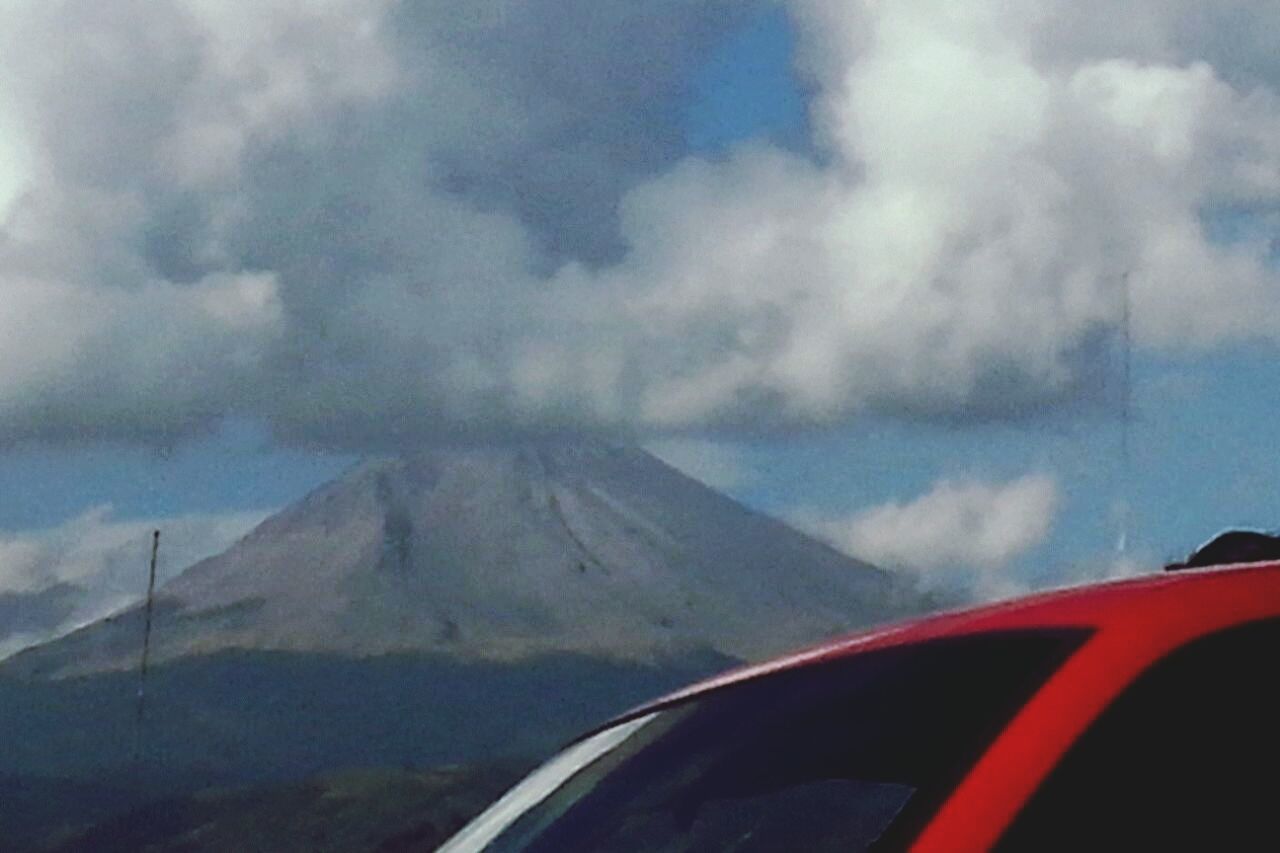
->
<box><xmin>997</xmin><ymin>617</ymin><xmax>1280</xmax><ymax>851</ymax></box>
<box><xmin>443</xmin><ymin>629</ymin><xmax>1089</xmax><ymax>853</ymax></box>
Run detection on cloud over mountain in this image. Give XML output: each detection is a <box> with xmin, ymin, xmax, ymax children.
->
<box><xmin>1</xmin><ymin>0</ymin><xmax>1278</xmax><ymax>448</ymax></box>
<box><xmin>799</xmin><ymin>472</ymin><xmax>1061</xmax><ymax>598</ymax></box>
<box><xmin>0</xmin><ymin>505</ymin><xmax>267</xmax><ymax>656</ymax></box>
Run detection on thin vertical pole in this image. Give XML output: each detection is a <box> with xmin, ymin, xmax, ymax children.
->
<box><xmin>1117</xmin><ymin>273</ymin><xmax>1132</xmax><ymax>557</ymax></box>
<box><xmin>134</xmin><ymin>529</ymin><xmax>160</xmax><ymax>767</ymax></box>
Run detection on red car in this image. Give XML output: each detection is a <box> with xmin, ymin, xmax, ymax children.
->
<box><xmin>442</xmin><ymin>547</ymin><xmax>1280</xmax><ymax>851</ymax></box>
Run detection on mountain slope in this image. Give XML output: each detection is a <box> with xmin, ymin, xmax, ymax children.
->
<box><xmin>38</xmin><ymin>764</ymin><xmax>527</xmax><ymax>853</ymax></box>
<box><xmin>5</xmin><ymin>443</ymin><xmax>922</xmax><ymax>678</ymax></box>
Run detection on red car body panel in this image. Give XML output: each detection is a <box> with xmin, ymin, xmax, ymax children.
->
<box><xmin>616</xmin><ymin>561</ymin><xmax>1280</xmax><ymax>851</ymax></box>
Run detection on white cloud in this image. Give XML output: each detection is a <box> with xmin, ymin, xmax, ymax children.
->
<box><xmin>0</xmin><ymin>632</ymin><xmax>43</xmax><ymax>661</ymax></box>
<box><xmin>575</xmin><ymin>0</ymin><xmax>1280</xmax><ymax>429</ymax></box>
<box><xmin>801</xmin><ymin>473</ymin><xmax>1060</xmax><ymax>598</ymax></box>
<box><xmin>0</xmin><ymin>505</ymin><xmax>269</xmax><ymax>655</ymax></box>
<box><xmin>0</xmin><ymin>93</ymin><xmax>31</xmax><ymax>220</ymax></box>
<box><xmin>0</xmin><ymin>1</ymin><xmax>1278</xmax><ymax>447</ymax></box>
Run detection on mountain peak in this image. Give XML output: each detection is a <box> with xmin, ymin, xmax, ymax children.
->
<box><xmin>6</xmin><ymin>443</ymin><xmax>924</xmax><ymax>678</ymax></box>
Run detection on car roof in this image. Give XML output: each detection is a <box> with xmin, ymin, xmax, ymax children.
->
<box><xmin>583</xmin><ymin>561</ymin><xmax>1280</xmax><ymax>851</ymax></box>
<box><xmin>631</xmin><ymin>559</ymin><xmax>1280</xmax><ymax>716</ymax></box>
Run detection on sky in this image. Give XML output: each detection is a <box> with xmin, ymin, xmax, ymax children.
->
<box><xmin>2</xmin><ymin>0</ymin><xmax>1280</xmax><ymax>648</ymax></box>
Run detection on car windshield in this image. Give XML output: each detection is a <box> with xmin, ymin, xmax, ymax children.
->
<box><xmin>442</xmin><ymin>629</ymin><xmax>1088</xmax><ymax>852</ymax></box>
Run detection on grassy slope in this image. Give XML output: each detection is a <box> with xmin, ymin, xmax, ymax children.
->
<box><xmin>0</xmin><ymin>648</ymin><xmax>733</xmax><ymax>848</ymax></box>
<box><xmin>39</xmin><ymin>763</ymin><xmax>528</xmax><ymax>853</ymax></box>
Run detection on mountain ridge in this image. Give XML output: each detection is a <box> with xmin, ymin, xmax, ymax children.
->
<box><xmin>4</xmin><ymin>443</ymin><xmax>925</xmax><ymax>679</ymax></box>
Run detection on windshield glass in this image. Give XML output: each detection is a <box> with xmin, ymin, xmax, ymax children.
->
<box><xmin>442</xmin><ymin>629</ymin><xmax>1088</xmax><ymax>852</ymax></box>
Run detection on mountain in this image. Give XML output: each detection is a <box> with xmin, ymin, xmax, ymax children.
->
<box><xmin>0</xmin><ymin>443</ymin><xmax>933</xmax><ymax>847</ymax></box>
<box><xmin>5</xmin><ymin>443</ymin><xmax>921</xmax><ymax>679</ymax></box>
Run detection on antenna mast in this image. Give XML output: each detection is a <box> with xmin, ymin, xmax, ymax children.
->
<box><xmin>1117</xmin><ymin>273</ymin><xmax>1132</xmax><ymax>557</ymax></box>
<box><xmin>134</xmin><ymin>529</ymin><xmax>160</xmax><ymax>767</ymax></box>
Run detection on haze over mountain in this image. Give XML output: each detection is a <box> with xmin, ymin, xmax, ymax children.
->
<box><xmin>5</xmin><ymin>443</ymin><xmax>922</xmax><ymax>679</ymax></box>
